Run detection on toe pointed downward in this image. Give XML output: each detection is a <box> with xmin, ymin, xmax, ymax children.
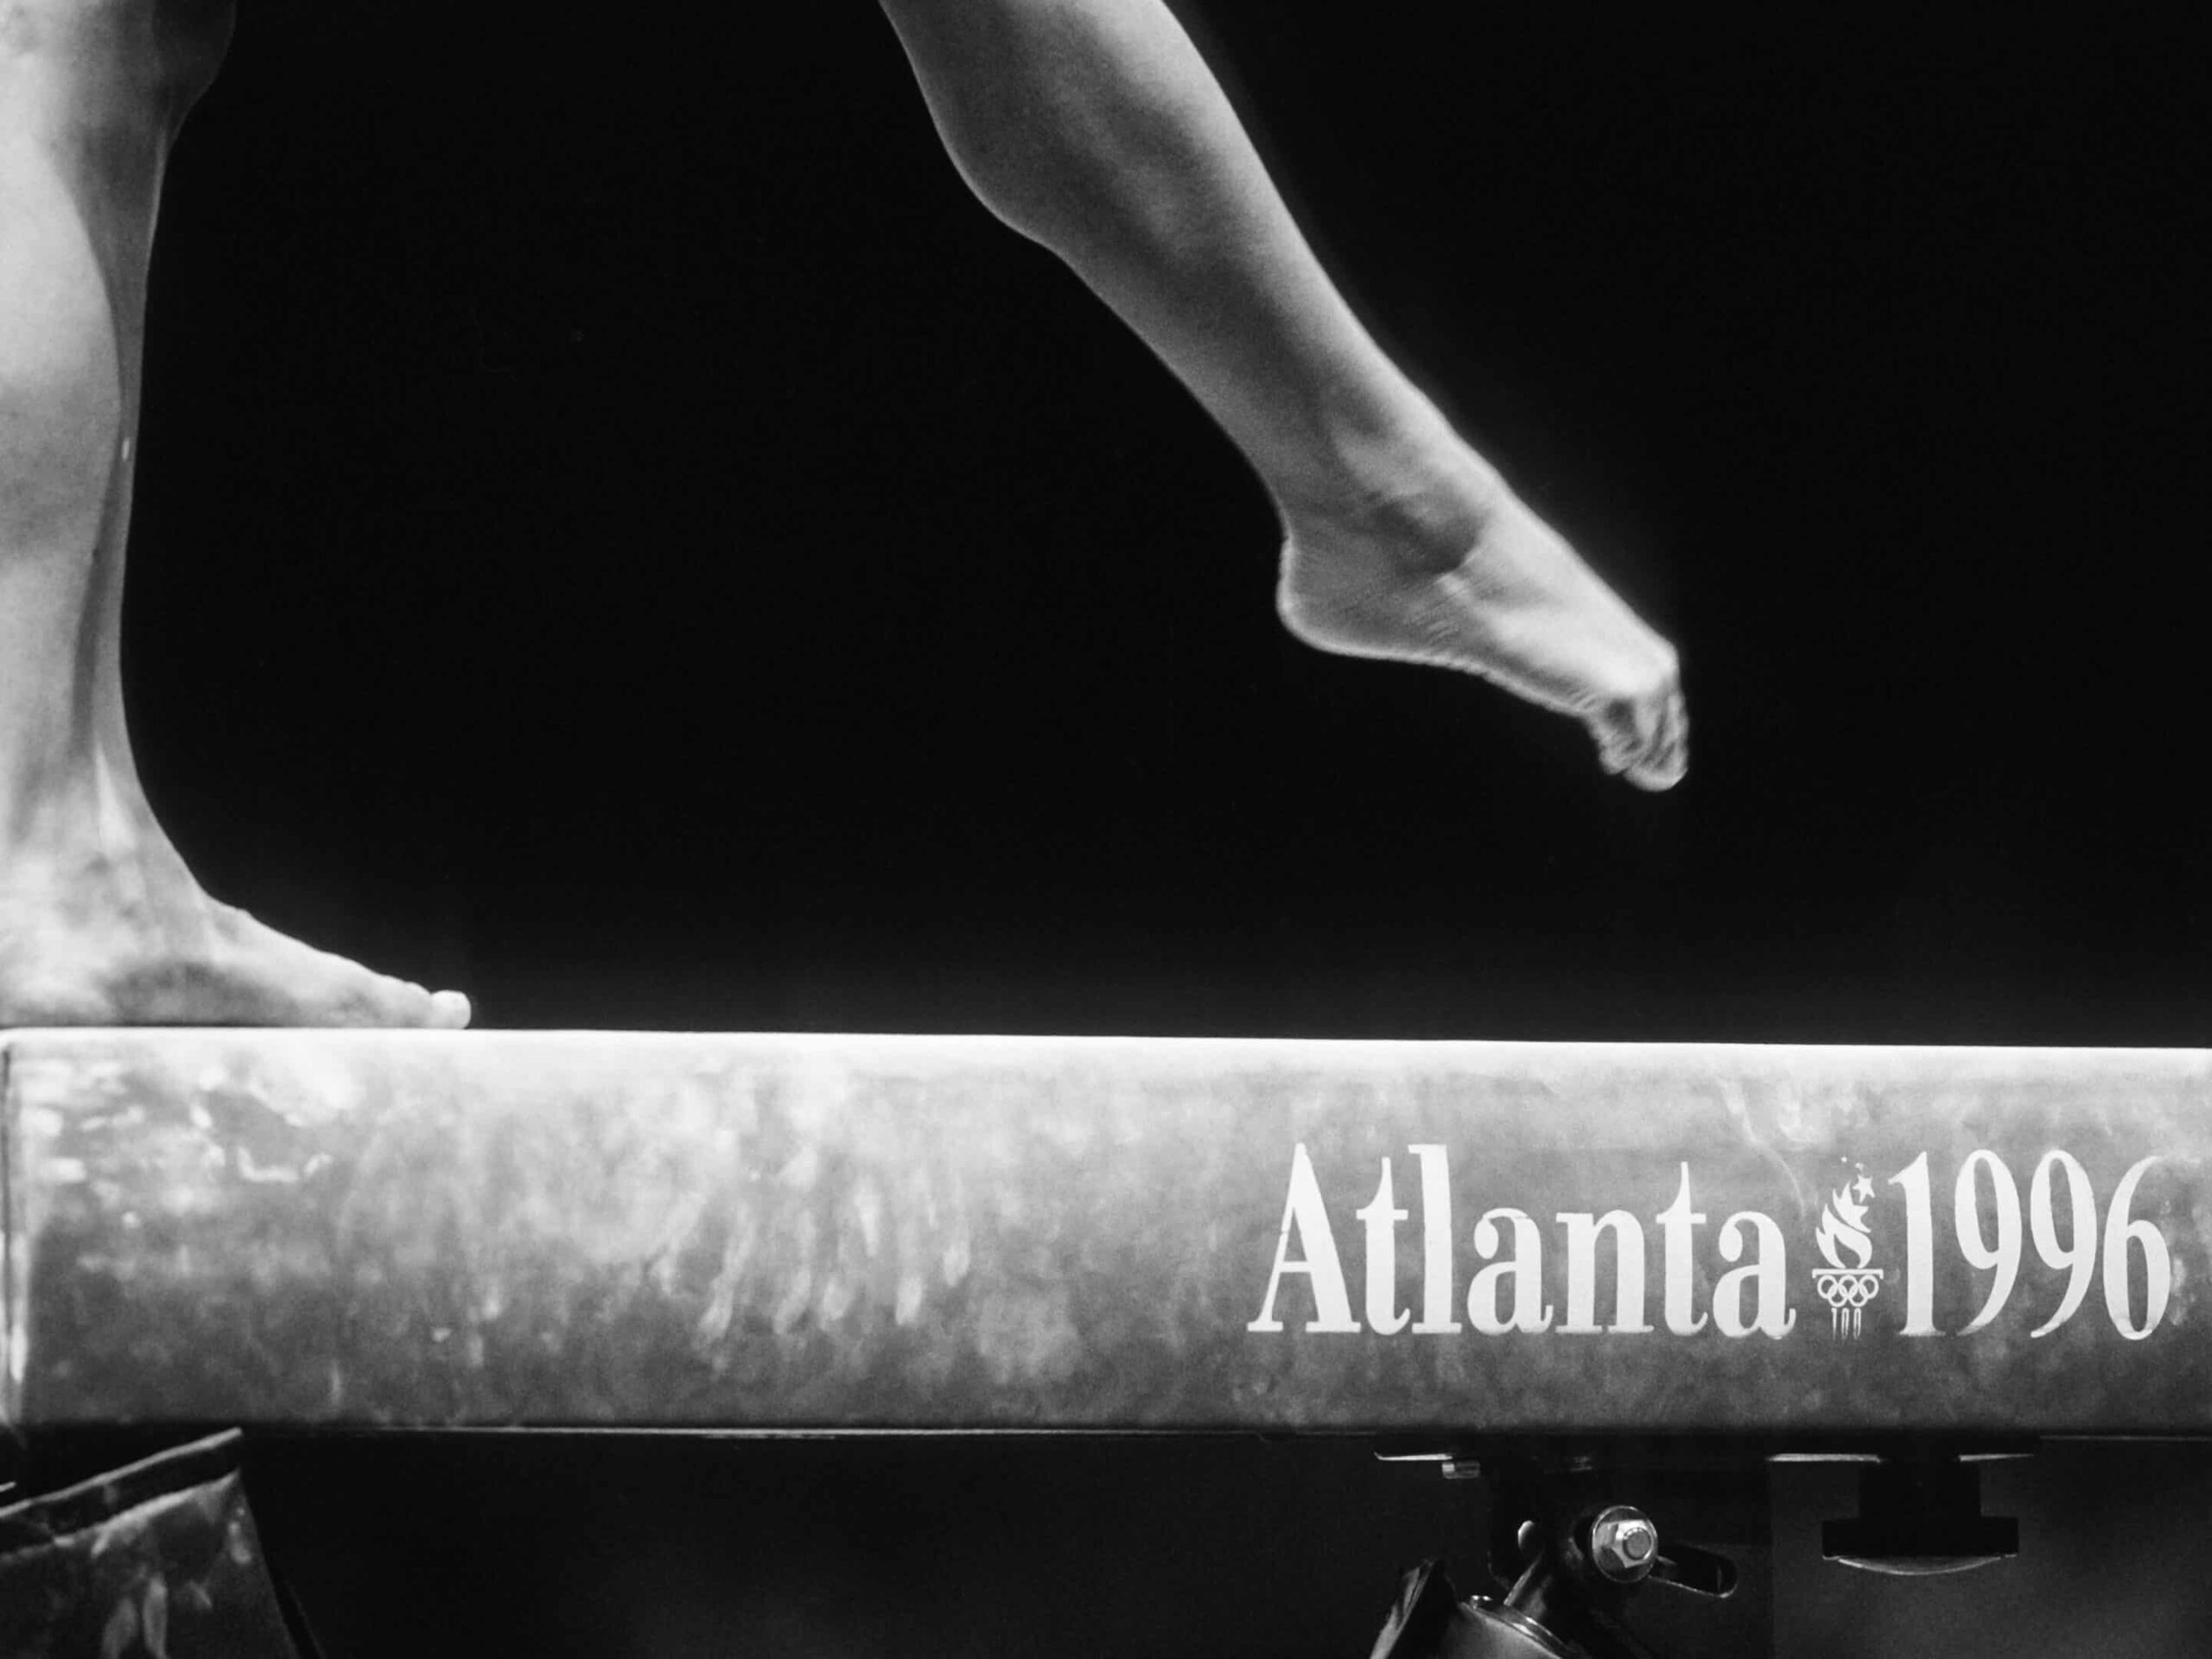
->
<box><xmin>1629</xmin><ymin>695</ymin><xmax>1690</xmax><ymax>791</ymax></box>
<box><xmin>428</xmin><ymin>988</ymin><xmax>473</xmax><ymax>1030</ymax></box>
<box><xmin>1626</xmin><ymin>753</ymin><xmax>1687</xmax><ymax>792</ymax></box>
<box><xmin>1593</xmin><ymin>687</ymin><xmax>1689</xmax><ymax>791</ymax></box>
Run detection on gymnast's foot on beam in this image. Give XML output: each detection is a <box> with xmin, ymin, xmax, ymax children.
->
<box><xmin>0</xmin><ymin>810</ymin><xmax>471</xmax><ymax>1029</ymax></box>
<box><xmin>1274</xmin><ymin>438</ymin><xmax>1687</xmax><ymax>790</ymax></box>
<box><xmin>3</xmin><ymin>3</ymin><xmax>466</xmax><ymax>1029</ymax></box>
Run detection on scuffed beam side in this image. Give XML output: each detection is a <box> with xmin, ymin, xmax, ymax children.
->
<box><xmin>2</xmin><ymin>1040</ymin><xmax>16</xmax><ymax>1427</ymax></box>
<box><xmin>2</xmin><ymin>1031</ymin><xmax>2209</xmax><ymax>1436</ymax></box>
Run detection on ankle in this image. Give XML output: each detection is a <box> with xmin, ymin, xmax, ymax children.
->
<box><xmin>1274</xmin><ymin>410</ymin><xmax>1507</xmax><ymax>579</ymax></box>
<box><xmin>0</xmin><ymin>758</ymin><xmax>171</xmax><ymax>889</ymax></box>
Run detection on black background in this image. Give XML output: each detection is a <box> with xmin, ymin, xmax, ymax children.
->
<box><xmin>105</xmin><ymin>4</ymin><xmax>2212</xmax><ymax>1654</ymax></box>
<box><xmin>135</xmin><ymin>8</ymin><xmax>2212</xmax><ymax>1046</ymax></box>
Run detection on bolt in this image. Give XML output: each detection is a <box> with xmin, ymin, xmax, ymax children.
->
<box><xmin>1589</xmin><ymin>1505</ymin><xmax>1660</xmax><ymax>1584</ymax></box>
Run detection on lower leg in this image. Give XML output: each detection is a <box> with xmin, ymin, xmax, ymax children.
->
<box><xmin>0</xmin><ymin>13</ymin><xmax>467</xmax><ymax>1027</ymax></box>
<box><xmin>880</xmin><ymin>0</ymin><xmax>1685</xmax><ymax>787</ymax></box>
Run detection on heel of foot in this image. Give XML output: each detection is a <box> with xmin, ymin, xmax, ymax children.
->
<box><xmin>1274</xmin><ymin>505</ymin><xmax>1688</xmax><ymax>786</ymax></box>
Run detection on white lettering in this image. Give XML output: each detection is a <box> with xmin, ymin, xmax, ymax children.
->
<box><xmin>1656</xmin><ymin>1164</ymin><xmax>1708</xmax><ymax>1336</ymax></box>
<box><xmin>2103</xmin><ymin>1156</ymin><xmax>2172</xmax><ymax>1341</ymax></box>
<box><xmin>1889</xmin><ymin>1153</ymin><xmax>1940</xmax><ymax>1336</ymax></box>
<box><xmin>1557</xmin><ymin>1210</ymin><xmax>1652</xmax><ymax>1334</ymax></box>
<box><xmin>1356</xmin><ymin>1159</ymin><xmax>1411</xmax><ymax>1336</ymax></box>
<box><xmin>1248</xmin><ymin>1143</ymin><xmax>1362</xmax><ymax>1332</ymax></box>
<box><xmin>1408</xmin><ymin>1144</ymin><xmax>1464</xmax><ymax>1333</ymax></box>
<box><xmin>2028</xmin><ymin>1150</ymin><xmax>2096</xmax><ymax>1338</ymax></box>
<box><xmin>1468</xmin><ymin>1207</ymin><xmax>1553</xmax><ymax>1334</ymax></box>
<box><xmin>1714</xmin><ymin>1211</ymin><xmax>1796</xmax><ymax>1338</ymax></box>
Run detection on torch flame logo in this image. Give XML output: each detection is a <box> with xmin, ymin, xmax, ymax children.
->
<box><xmin>1815</xmin><ymin>1178</ymin><xmax>1874</xmax><ymax>1271</ymax></box>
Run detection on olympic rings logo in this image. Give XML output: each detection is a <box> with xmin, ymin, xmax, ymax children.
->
<box><xmin>1812</xmin><ymin>1269</ymin><xmax>1885</xmax><ymax>1310</ymax></box>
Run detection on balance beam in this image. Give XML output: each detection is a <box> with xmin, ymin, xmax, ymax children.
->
<box><xmin>3</xmin><ymin>1031</ymin><xmax>2205</xmax><ymax>1436</ymax></box>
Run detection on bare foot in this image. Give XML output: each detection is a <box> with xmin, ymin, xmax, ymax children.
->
<box><xmin>1275</xmin><ymin>449</ymin><xmax>1688</xmax><ymax>790</ymax></box>
<box><xmin>0</xmin><ymin>5</ymin><xmax>450</xmax><ymax>1031</ymax></box>
<box><xmin>0</xmin><ymin>823</ymin><xmax>470</xmax><ymax>1029</ymax></box>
